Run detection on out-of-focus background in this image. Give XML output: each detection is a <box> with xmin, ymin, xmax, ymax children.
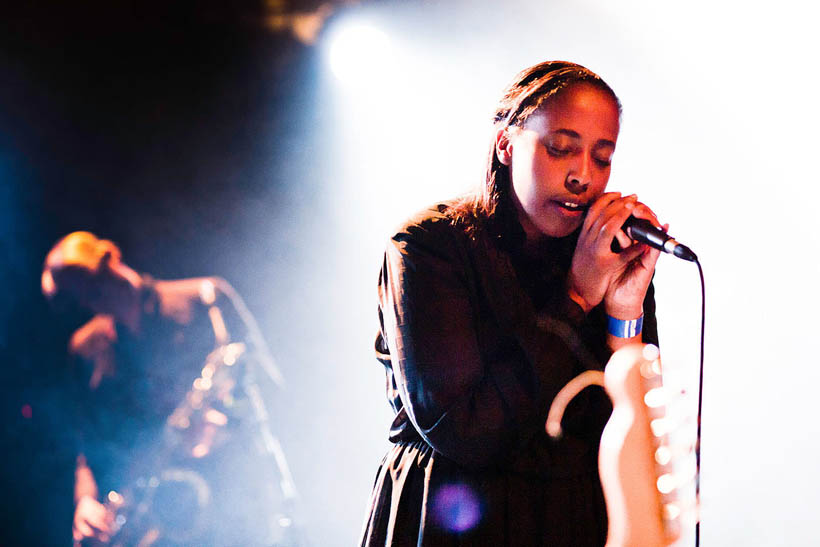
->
<box><xmin>1</xmin><ymin>0</ymin><xmax>818</xmax><ymax>545</ymax></box>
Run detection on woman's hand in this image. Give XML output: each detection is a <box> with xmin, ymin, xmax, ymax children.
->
<box><xmin>567</xmin><ymin>192</ymin><xmax>663</xmax><ymax>318</ymax></box>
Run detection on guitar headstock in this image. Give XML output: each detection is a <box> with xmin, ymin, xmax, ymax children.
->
<box><xmin>599</xmin><ymin>343</ymin><xmax>698</xmax><ymax>547</ymax></box>
<box><xmin>546</xmin><ymin>343</ymin><xmax>698</xmax><ymax>547</ymax></box>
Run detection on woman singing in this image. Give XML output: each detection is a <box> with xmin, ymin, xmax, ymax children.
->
<box><xmin>360</xmin><ymin>61</ymin><xmax>662</xmax><ymax>546</ymax></box>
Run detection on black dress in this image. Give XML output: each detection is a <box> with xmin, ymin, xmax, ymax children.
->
<box><xmin>360</xmin><ymin>201</ymin><xmax>658</xmax><ymax>546</ymax></box>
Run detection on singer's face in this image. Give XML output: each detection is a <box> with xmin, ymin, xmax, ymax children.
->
<box><xmin>499</xmin><ymin>83</ymin><xmax>620</xmax><ymax>239</ymax></box>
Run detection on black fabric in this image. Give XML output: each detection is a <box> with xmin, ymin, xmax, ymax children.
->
<box><xmin>361</xmin><ymin>201</ymin><xmax>658</xmax><ymax>546</ymax></box>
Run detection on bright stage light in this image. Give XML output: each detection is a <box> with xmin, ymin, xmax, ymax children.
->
<box><xmin>327</xmin><ymin>23</ymin><xmax>392</xmax><ymax>88</ymax></box>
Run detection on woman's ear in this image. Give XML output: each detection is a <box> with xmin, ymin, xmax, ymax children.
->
<box><xmin>495</xmin><ymin>127</ymin><xmax>513</xmax><ymax>166</ymax></box>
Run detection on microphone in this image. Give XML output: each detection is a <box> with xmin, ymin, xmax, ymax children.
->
<box><xmin>623</xmin><ymin>216</ymin><xmax>697</xmax><ymax>262</ymax></box>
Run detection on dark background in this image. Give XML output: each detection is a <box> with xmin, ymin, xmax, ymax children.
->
<box><xmin>0</xmin><ymin>2</ymin><xmax>341</xmax><ymax>543</ymax></box>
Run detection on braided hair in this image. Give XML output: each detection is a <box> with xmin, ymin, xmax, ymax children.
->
<box><xmin>451</xmin><ymin>61</ymin><xmax>621</xmax><ymax>231</ymax></box>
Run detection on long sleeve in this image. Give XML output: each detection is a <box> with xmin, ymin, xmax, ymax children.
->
<box><xmin>378</xmin><ymin>211</ymin><xmax>600</xmax><ymax>470</ymax></box>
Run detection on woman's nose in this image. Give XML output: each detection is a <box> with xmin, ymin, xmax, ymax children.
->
<box><xmin>565</xmin><ymin>175</ymin><xmax>589</xmax><ymax>194</ymax></box>
<box><xmin>565</xmin><ymin>154</ymin><xmax>592</xmax><ymax>194</ymax></box>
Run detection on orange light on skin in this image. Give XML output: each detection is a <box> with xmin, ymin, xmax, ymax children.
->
<box><xmin>41</xmin><ymin>270</ymin><xmax>56</xmax><ymax>296</ymax></box>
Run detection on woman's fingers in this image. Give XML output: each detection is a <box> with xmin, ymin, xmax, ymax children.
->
<box><xmin>605</xmin><ymin>198</ymin><xmax>665</xmax><ymax>249</ymax></box>
<box><xmin>582</xmin><ymin>192</ymin><xmax>622</xmax><ymax>235</ymax></box>
<box><xmin>630</xmin><ymin>201</ymin><xmax>662</xmax><ymax>228</ymax></box>
<box><xmin>572</xmin><ymin>192</ymin><xmax>664</xmax><ymax>311</ymax></box>
<box><xmin>596</xmin><ymin>195</ymin><xmax>638</xmax><ymax>249</ymax></box>
<box><xmin>613</xmin><ymin>226</ymin><xmax>633</xmax><ymax>250</ymax></box>
<box><xmin>617</xmin><ymin>241</ymin><xmax>647</xmax><ymax>266</ymax></box>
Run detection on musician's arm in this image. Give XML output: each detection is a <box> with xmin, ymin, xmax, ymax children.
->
<box><xmin>67</xmin><ymin>328</ymin><xmax>115</xmax><ymax>541</ymax></box>
<box><xmin>74</xmin><ymin>454</ymin><xmax>98</xmax><ymax>504</ymax></box>
<box><xmin>73</xmin><ymin>454</ymin><xmax>112</xmax><ymax>542</ymax></box>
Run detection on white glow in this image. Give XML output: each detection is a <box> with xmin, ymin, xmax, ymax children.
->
<box><xmin>305</xmin><ymin>2</ymin><xmax>820</xmax><ymax>546</ymax></box>
<box><xmin>327</xmin><ymin>23</ymin><xmax>392</xmax><ymax>88</ymax></box>
<box><xmin>323</xmin><ymin>19</ymin><xmax>493</xmax><ymax>250</ymax></box>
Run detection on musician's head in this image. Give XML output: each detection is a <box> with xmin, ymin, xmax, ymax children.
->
<box><xmin>42</xmin><ymin>231</ymin><xmax>141</xmax><ymax>316</ymax></box>
<box><xmin>485</xmin><ymin>61</ymin><xmax>622</xmax><ymax>239</ymax></box>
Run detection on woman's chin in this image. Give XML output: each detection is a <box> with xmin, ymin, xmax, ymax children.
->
<box><xmin>534</xmin><ymin>218</ymin><xmax>581</xmax><ymax>239</ymax></box>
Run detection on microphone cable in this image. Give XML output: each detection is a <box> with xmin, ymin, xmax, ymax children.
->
<box><xmin>694</xmin><ymin>257</ymin><xmax>705</xmax><ymax>547</ymax></box>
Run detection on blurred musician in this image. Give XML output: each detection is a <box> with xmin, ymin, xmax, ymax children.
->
<box><xmin>42</xmin><ymin>231</ymin><xmax>298</xmax><ymax>546</ymax></box>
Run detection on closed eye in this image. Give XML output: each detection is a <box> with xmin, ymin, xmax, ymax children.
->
<box><xmin>547</xmin><ymin>146</ymin><xmax>571</xmax><ymax>157</ymax></box>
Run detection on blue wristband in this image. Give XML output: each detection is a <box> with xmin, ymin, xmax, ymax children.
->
<box><xmin>607</xmin><ymin>314</ymin><xmax>643</xmax><ymax>338</ymax></box>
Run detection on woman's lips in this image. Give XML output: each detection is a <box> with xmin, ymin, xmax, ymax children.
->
<box><xmin>551</xmin><ymin>200</ymin><xmax>589</xmax><ymax>214</ymax></box>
